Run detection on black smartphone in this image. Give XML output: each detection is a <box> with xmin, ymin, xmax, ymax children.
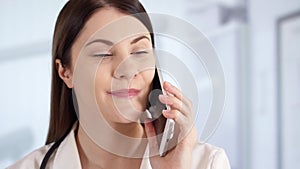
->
<box><xmin>147</xmin><ymin>67</ymin><xmax>175</xmax><ymax>157</ymax></box>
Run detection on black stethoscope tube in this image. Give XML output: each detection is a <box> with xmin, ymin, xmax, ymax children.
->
<box><xmin>40</xmin><ymin>127</ymin><xmax>71</xmax><ymax>169</ymax></box>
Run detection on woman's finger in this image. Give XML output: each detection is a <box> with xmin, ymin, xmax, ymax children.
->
<box><xmin>162</xmin><ymin>109</ymin><xmax>194</xmax><ymax>140</ymax></box>
<box><xmin>159</xmin><ymin>94</ymin><xmax>192</xmax><ymax>117</ymax></box>
<box><xmin>163</xmin><ymin>81</ymin><xmax>192</xmax><ymax>107</ymax></box>
<box><xmin>162</xmin><ymin>109</ymin><xmax>184</xmax><ymax>122</ymax></box>
<box><xmin>162</xmin><ymin>109</ymin><xmax>194</xmax><ymax>126</ymax></box>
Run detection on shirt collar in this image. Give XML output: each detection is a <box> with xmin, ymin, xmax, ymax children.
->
<box><xmin>52</xmin><ymin>122</ymin><xmax>82</xmax><ymax>169</ymax></box>
<box><xmin>52</xmin><ymin>122</ymin><xmax>152</xmax><ymax>169</ymax></box>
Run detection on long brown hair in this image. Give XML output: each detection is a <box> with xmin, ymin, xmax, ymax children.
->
<box><xmin>46</xmin><ymin>0</ymin><xmax>158</xmax><ymax>144</ymax></box>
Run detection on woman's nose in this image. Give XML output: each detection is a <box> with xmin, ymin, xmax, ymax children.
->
<box><xmin>113</xmin><ymin>54</ymin><xmax>139</xmax><ymax>80</ymax></box>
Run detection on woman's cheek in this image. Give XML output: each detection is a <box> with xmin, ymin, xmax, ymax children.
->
<box><xmin>143</xmin><ymin>69</ymin><xmax>155</xmax><ymax>84</ymax></box>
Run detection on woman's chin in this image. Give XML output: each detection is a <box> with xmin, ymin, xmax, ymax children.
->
<box><xmin>116</xmin><ymin>108</ymin><xmax>145</xmax><ymax>123</ymax></box>
<box><xmin>97</xmin><ymin>99</ymin><xmax>146</xmax><ymax>123</ymax></box>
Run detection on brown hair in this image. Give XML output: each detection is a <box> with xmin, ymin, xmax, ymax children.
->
<box><xmin>46</xmin><ymin>0</ymin><xmax>158</xmax><ymax>144</ymax></box>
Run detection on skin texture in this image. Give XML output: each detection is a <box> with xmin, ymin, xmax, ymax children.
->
<box><xmin>56</xmin><ymin>7</ymin><xmax>197</xmax><ymax>169</ymax></box>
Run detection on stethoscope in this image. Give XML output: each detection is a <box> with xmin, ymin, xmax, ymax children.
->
<box><xmin>40</xmin><ymin>127</ymin><xmax>71</xmax><ymax>169</ymax></box>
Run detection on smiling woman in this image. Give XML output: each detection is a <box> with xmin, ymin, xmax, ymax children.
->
<box><xmin>7</xmin><ymin>0</ymin><xmax>230</xmax><ymax>169</ymax></box>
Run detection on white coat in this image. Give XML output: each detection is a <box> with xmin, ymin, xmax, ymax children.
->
<box><xmin>7</xmin><ymin>124</ymin><xmax>231</xmax><ymax>169</ymax></box>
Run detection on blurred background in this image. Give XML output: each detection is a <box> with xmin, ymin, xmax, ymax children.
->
<box><xmin>0</xmin><ymin>0</ymin><xmax>299</xmax><ymax>169</ymax></box>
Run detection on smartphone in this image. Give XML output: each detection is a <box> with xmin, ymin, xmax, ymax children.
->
<box><xmin>147</xmin><ymin>62</ymin><xmax>175</xmax><ymax>157</ymax></box>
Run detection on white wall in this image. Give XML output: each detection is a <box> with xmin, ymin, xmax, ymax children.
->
<box><xmin>249</xmin><ymin>0</ymin><xmax>300</xmax><ymax>168</ymax></box>
<box><xmin>0</xmin><ymin>1</ymin><xmax>67</xmax><ymax>168</ymax></box>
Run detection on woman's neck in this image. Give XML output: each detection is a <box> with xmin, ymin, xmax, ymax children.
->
<box><xmin>75</xmin><ymin>122</ymin><xmax>147</xmax><ymax>169</ymax></box>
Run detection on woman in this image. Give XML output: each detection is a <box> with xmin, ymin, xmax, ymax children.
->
<box><xmin>8</xmin><ymin>0</ymin><xmax>230</xmax><ymax>168</ymax></box>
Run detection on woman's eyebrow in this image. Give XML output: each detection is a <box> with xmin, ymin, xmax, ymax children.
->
<box><xmin>130</xmin><ymin>35</ymin><xmax>150</xmax><ymax>44</ymax></box>
<box><xmin>85</xmin><ymin>35</ymin><xmax>150</xmax><ymax>47</ymax></box>
<box><xmin>85</xmin><ymin>39</ymin><xmax>114</xmax><ymax>47</ymax></box>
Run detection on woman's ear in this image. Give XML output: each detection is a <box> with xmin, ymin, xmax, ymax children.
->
<box><xmin>56</xmin><ymin>59</ymin><xmax>73</xmax><ymax>88</ymax></box>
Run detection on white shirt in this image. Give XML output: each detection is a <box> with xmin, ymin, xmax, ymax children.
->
<box><xmin>7</xmin><ymin>125</ymin><xmax>231</xmax><ymax>169</ymax></box>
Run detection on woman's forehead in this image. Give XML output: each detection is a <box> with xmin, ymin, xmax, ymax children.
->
<box><xmin>71</xmin><ymin>7</ymin><xmax>151</xmax><ymax>65</ymax></box>
<box><xmin>84</xmin><ymin>7</ymin><xmax>150</xmax><ymax>44</ymax></box>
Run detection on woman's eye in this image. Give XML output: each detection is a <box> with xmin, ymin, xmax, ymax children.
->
<box><xmin>93</xmin><ymin>53</ymin><xmax>113</xmax><ymax>57</ymax></box>
<box><xmin>131</xmin><ymin>50</ymin><xmax>149</xmax><ymax>55</ymax></box>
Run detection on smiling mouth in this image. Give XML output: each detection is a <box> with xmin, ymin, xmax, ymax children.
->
<box><xmin>107</xmin><ymin>88</ymin><xmax>141</xmax><ymax>98</ymax></box>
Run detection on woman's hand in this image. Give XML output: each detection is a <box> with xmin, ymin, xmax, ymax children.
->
<box><xmin>144</xmin><ymin>81</ymin><xmax>197</xmax><ymax>169</ymax></box>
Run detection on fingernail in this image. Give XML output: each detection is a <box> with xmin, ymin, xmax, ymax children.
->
<box><xmin>165</xmin><ymin>82</ymin><xmax>174</xmax><ymax>91</ymax></box>
<box><xmin>165</xmin><ymin>81</ymin><xmax>171</xmax><ymax>87</ymax></box>
<box><xmin>159</xmin><ymin>94</ymin><xmax>168</xmax><ymax>100</ymax></box>
<box><xmin>162</xmin><ymin>109</ymin><xmax>170</xmax><ymax>114</ymax></box>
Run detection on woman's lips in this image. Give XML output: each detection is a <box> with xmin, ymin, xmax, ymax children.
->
<box><xmin>107</xmin><ymin>88</ymin><xmax>141</xmax><ymax>98</ymax></box>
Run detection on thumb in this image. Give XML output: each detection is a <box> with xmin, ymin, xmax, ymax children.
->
<box><xmin>144</xmin><ymin>119</ymin><xmax>159</xmax><ymax>156</ymax></box>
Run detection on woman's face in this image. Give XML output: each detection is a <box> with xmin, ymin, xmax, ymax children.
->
<box><xmin>69</xmin><ymin>7</ymin><xmax>155</xmax><ymax>124</ymax></box>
